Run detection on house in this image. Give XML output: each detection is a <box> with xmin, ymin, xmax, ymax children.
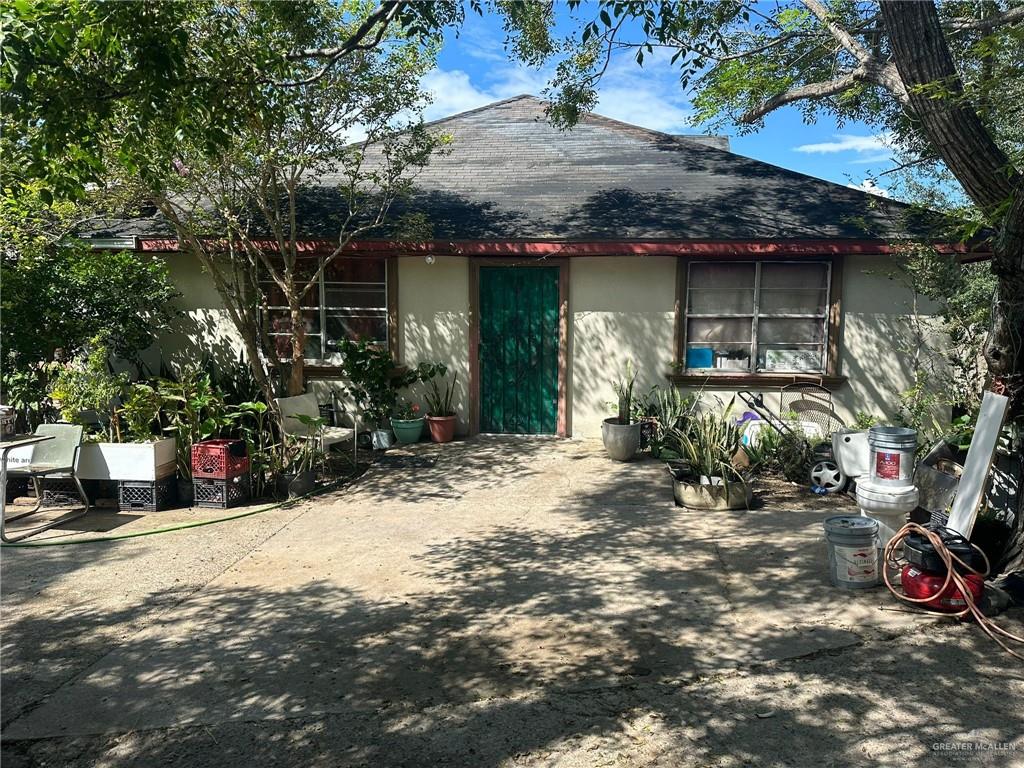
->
<box><xmin>85</xmin><ymin>95</ymin><xmax>984</xmax><ymax>438</ymax></box>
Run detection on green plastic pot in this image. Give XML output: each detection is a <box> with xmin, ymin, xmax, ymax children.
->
<box><xmin>391</xmin><ymin>417</ymin><xmax>425</xmax><ymax>445</ymax></box>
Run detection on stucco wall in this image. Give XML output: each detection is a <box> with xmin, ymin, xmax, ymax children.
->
<box><xmin>161</xmin><ymin>252</ymin><xmax>246</xmax><ymax>368</ymax></box>
<box><xmin>157</xmin><ymin>251</ymin><xmax>945</xmax><ymax>439</ymax></box>
<box><xmin>397</xmin><ymin>256</ymin><xmax>471</xmax><ymax>434</ymax></box>
<box><xmin>570</xmin><ymin>257</ymin><xmax>677</xmax><ymax>438</ymax></box>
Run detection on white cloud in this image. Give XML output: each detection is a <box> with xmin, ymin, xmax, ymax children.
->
<box><xmin>421</xmin><ymin>69</ymin><xmax>495</xmax><ymax>120</ymax></box>
<box><xmin>846</xmin><ymin>178</ymin><xmax>891</xmax><ymax>197</ymax></box>
<box><xmin>420</xmin><ymin>39</ymin><xmax>695</xmax><ymax>134</ymax></box>
<box><xmin>593</xmin><ymin>86</ymin><xmax>692</xmax><ymax>133</ymax></box>
<box><xmin>794</xmin><ymin>133</ymin><xmax>893</xmax><ymax>154</ymax></box>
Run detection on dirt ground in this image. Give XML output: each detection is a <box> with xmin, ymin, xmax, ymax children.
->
<box><xmin>2</xmin><ymin>436</ymin><xmax>1022</xmax><ymax>767</ymax></box>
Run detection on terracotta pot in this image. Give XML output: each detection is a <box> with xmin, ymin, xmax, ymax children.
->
<box><xmin>426</xmin><ymin>415</ymin><xmax>457</xmax><ymax>443</ymax></box>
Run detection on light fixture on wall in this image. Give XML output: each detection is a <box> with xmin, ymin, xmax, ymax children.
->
<box><xmin>424</xmin><ymin>255</ymin><xmax>435</xmax><ymax>265</ymax></box>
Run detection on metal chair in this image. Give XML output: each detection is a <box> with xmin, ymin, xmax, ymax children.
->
<box><xmin>780</xmin><ymin>382</ymin><xmax>845</xmax><ymax>437</ymax></box>
<box><xmin>5</xmin><ymin>424</ymin><xmax>90</xmax><ymax>540</ymax></box>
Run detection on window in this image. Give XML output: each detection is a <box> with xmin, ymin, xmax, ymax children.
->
<box><xmin>260</xmin><ymin>257</ymin><xmax>389</xmax><ymax>361</ymax></box>
<box><xmin>684</xmin><ymin>261</ymin><xmax>830</xmax><ymax>374</ymax></box>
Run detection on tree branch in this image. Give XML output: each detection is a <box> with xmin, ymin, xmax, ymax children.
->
<box><xmin>801</xmin><ymin>0</ymin><xmax>872</xmax><ymax>65</ymax></box>
<box><xmin>947</xmin><ymin>5</ymin><xmax>1024</xmax><ymax>32</ymax></box>
<box><xmin>740</xmin><ymin>70</ymin><xmax>861</xmax><ymax>123</ymax></box>
<box><xmin>278</xmin><ymin>1</ymin><xmax>405</xmax><ymax>87</ymax></box>
<box><xmin>879</xmin><ymin>0</ymin><xmax>1018</xmax><ymax>216</ymax></box>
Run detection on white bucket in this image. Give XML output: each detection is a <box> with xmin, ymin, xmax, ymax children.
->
<box><xmin>868</xmin><ymin>427</ymin><xmax>917</xmax><ymax>487</ymax></box>
<box><xmin>823</xmin><ymin>515</ymin><xmax>880</xmax><ymax>589</ymax></box>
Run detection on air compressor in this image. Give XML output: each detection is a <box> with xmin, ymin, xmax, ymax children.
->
<box><xmin>899</xmin><ymin>528</ymin><xmax>986</xmax><ymax>612</ymax></box>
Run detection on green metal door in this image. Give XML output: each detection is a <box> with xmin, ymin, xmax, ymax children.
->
<box><xmin>479</xmin><ymin>266</ymin><xmax>559</xmax><ymax>434</ymax></box>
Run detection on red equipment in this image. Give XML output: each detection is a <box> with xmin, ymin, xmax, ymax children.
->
<box><xmin>900</xmin><ymin>565</ymin><xmax>985</xmax><ymax>613</ymax></box>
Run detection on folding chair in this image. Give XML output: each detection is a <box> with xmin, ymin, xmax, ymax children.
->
<box><xmin>3</xmin><ymin>424</ymin><xmax>90</xmax><ymax>542</ymax></box>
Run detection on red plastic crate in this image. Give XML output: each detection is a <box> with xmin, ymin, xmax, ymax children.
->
<box><xmin>191</xmin><ymin>439</ymin><xmax>250</xmax><ymax>480</ymax></box>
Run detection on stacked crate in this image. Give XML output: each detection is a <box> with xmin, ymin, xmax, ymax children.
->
<box><xmin>119</xmin><ymin>477</ymin><xmax>175</xmax><ymax>512</ymax></box>
<box><xmin>191</xmin><ymin>439</ymin><xmax>250</xmax><ymax>508</ymax></box>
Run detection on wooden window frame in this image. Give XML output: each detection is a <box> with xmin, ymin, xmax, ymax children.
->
<box><xmin>287</xmin><ymin>256</ymin><xmax>399</xmax><ymax>380</ymax></box>
<box><xmin>671</xmin><ymin>254</ymin><xmax>845</xmax><ymax>389</ymax></box>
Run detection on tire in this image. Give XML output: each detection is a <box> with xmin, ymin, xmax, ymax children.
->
<box><xmin>810</xmin><ymin>459</ymin><xmax>847</xmax><ymax>492</ymax></box>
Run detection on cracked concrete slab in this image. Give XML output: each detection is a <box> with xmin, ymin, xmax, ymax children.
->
<box><xmin>3</xmin><ymin>437</ymin><xmax>1022</xmax><ymax>766</ymax></box>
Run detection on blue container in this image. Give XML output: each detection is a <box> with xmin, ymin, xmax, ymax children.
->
<box><xmin>686</xmin><ymin>347</ymin><xmax>714</xmax><ymax>369</ymax></box>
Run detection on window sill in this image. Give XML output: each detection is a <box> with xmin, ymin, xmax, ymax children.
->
<box><xmin>666</xmin><ymin>372</ymin><xmax>847</xmax><ymax>390</ymax></box>
<box><xmin>303</xmin><ymin>363</ymin><xmax>409</xmax><ymax>380</ymax></box>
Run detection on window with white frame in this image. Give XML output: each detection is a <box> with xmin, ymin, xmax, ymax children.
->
<box><xmin>684</xmin><ymin>261</ymin><xmax>830</xmax><ymax>374</ymax></box>
<box><xmin>260</xmin><ymin>257</ymin><xmax>389</xmax><ymax>361</ymax></box>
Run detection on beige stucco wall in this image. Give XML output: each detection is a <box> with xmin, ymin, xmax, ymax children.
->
<box><xmin>160</xmin><ymin>252</ymin><xmax>247</xmax><ymax>368</ymax></box>
<box><xmin>396</xmin><ymin>256</ymin><xmax>472</xmax><ymax>434</ymax></box>
<box><xmin>570</xmin><ymin>257</ymin><xmax>677</xmax><ymax>438</ymax></box>
<box><xmin>157</xmin><ymin>251</ymin><xmax>945</xmax><ymax>439</ymax></box>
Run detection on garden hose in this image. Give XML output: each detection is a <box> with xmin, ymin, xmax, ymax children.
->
<box><xmin>0</xmin><ymin>481</ymin><xmax>344</xmax><ymax>549</ymax></box>
<box><xmin>883</xmin><ymin>522</ymin><xmax>1024</xmax><ymax>661</ymax></box>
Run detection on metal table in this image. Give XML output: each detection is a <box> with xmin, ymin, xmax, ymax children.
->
<box><xmin>1</xmin><ymin>434</ymin><xmax>56</xmax><ymax>543</ymax></box>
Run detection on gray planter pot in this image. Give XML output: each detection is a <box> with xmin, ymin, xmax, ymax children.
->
<box><xmin>671</xmin><ymin>474</ymin><xmax>752</xmax><ymax>510</ymax></box>
<box><xmin>278</xmin><ymin>471</ymin><xmax>316</xmax><ymax>499</ymax></box>
<box><xmin>601</xmin><ymin>418</ymin><xmax>642</xmax><ymax>462</ymax></box>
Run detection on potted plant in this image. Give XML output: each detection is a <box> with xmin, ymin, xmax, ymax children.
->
<box><xmin>228</xmin><ymin>400</ymin><xmax>275</xmax><ymax>499</ymax></box>
<box><xmin>157</xmin><ymin>367</ymin><xmax>231</xmax><ymax>504</ymax></box>
<box><xmin>647</xmin><ymin>385</ymin><xmax>698</xmax><ymax>459</ymax></box>
<box><xmin>421</xmin><ymin>364</ymin><xmax>458</xmax><ymax>443</ymax></box>
<box><xmin>664</xmin><ymin>402</ymin><xmax>752</xmax><ymax>510</ymax></box>
<box><xmin>338</xmin><ymin>340</ymin><xmax>420</xmax><ymax>451</ymax></box>
<box><xmin>391</xmin><ymin>399</ymin><xmax>425</xmax><ymax>444</ymax></box>
<box><xmin>601</xmin><ymin>362</ymin><xmax>642</xmax><ymax>461</ymax></box>
<box><xmin>46</xmin><ymin>344</ymin><xmax>178</xmax><ymax>488</ymax></box>
<box><xmin>276</xmin><ymin>413</ymin><xmax>325</xmax><ymax>498</ymax></box>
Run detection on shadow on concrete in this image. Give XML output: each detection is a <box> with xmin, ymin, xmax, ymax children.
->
<box><xmin>1</xmin><ymin>440</ymin><xmax>1020</xmax><ymax>767</ymax></box>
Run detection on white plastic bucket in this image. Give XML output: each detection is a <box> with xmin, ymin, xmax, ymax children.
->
<box><xmin>823</xmin><ymin>515</ymin><xmax>880</xmax><ymax>589</ymax></box>
<box><xmin>868</xmin><ymin>427</ymin><xmax>917</xmax><ymax>487</ymax></box>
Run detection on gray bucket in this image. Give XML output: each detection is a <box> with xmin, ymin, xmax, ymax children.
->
<box><xmin>823</xmin><ymin>515</ymin><xmax>880</xmax><ymax>589</ymax></box>
<box><xmin>868</xmin><ymin>426</ymin><xmax>917</xmax><ymax>487</ymax></box>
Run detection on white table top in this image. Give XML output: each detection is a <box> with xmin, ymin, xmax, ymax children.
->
<box><xmin>0</xmin><ymin>435</ymin><xmax>54</xmax><ymax>452</ymax></box>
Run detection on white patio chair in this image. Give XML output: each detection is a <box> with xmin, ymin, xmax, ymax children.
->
<box><xmin>273</xmin><ymin>393</ymin><xmax>356</xmax><ymax>454</ymax></box>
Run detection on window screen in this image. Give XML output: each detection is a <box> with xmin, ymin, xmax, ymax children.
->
<box><xmin>685</xmin><ymin>261</ymin><xmax>830</xmax><ymax>373</ymax></box>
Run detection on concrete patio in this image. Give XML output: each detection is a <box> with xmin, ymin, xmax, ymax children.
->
<box><xmin>2</xmin><ymin>437</ymin><xmax>1021</xmax><ymax>767</ymax></box>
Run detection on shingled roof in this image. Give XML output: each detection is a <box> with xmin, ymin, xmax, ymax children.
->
<box><xmin>84</xmin><ymin>95</ymin><xmax>941</xmax><ymax>243</ymax></box>
<box><xmin>369</xmin><ymin>95</ymin><xmax>936</xmax><ymax>241</ymax></box>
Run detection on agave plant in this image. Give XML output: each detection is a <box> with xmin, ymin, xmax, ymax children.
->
<box><xmin>664</xmin><ymin>400</ymin><xmax>746</xmax><ymax>484</ymax></box>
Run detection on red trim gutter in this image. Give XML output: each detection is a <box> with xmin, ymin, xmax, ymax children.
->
<box><xmin>137</xmin><ymin>237</ymin><xmax>990</xmax><ymax>258</ymax></box>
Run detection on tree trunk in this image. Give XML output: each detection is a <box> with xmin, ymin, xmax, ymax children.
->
<box><xmin>880</xmin><ymin>0</ymin><xmax>1024</xmax><ymax>574</ymax></box>
<box><xmin>286</xmin><ymin>299</ymin><xmax>306</xmax><ymax>396</ymax></box>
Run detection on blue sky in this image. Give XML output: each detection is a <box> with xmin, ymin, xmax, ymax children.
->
<box><xmin>422</xmin><ymin>8</ymin><xmax>896</xmax><ymax>199</ymax></box>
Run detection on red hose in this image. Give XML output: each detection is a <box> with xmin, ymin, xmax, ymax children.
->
<box><xmin>883</xmin><ymin>522</ymin><xmax>1024</xmax><ymax>661</ymax></box>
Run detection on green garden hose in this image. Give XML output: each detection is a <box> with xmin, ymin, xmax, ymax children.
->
<box><xmin>0</xmin><ymin>481</ymin><xmax>344</xmax><ymax>548</ymax></box>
